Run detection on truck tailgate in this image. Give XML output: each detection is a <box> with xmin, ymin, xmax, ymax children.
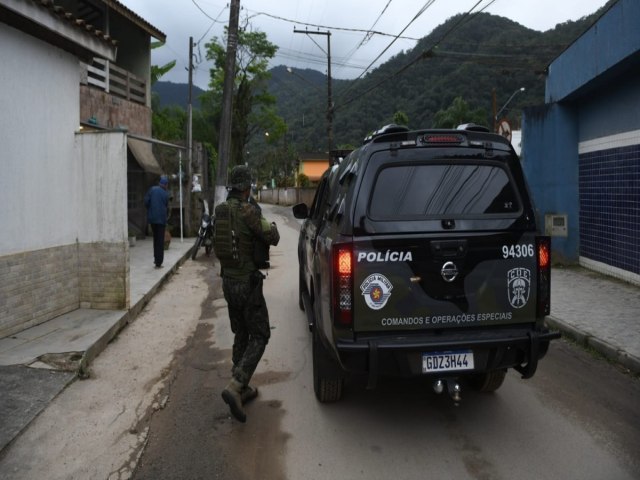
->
<box><xmin>352</xmin><ymin>232</ymin><xmax>539</xmax><ymax>332</ymax></box>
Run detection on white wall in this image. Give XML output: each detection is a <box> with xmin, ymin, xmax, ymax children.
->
<box><xmin>75</xmin><ymin>132</ymin><xmax>128</xmax><ymax>243</ymax></box>
<box><xmin>0</xmin><ymin>24</ymin><xmax>128</xmax><ymax>253</ymax></box>
<box><xmin>0</xmin><ymin>24</ymin><xmax>81</xmax><ymax>254</ymax></box>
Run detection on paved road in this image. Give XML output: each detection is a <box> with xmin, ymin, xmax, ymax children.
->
<box><xmin>1</xmin><ymin>204</ymin><xmax>638</xmax><ymax>479</ymax></box>
<box><xmin>132</xmin><ymin>204</ymin><xmax>640</xmax><ymax>480</ymax></box>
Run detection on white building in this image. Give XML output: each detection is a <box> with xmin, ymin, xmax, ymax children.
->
<box><xmin>0</xmin><ymin>0</ymin><xmax>164</xmax><ymax>338</ymax></box>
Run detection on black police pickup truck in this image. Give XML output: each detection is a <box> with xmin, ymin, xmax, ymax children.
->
<box><xmin>292</xmin><ymin>124</ymin><xmax>560</xmax><ymax>403</ymax></box>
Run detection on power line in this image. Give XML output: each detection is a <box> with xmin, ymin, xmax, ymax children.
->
<box><xmin>360</xmin><ymin>0</ymin><xmax>437</xmax><ymax>75</ymax></box>
<box><xmin>336</xmin><ymin>0</ymin><xmax>489</xmax><ymax>110</ymax></box>
<box><xmin>194</xmin><ymin>2</ymin><xmax>228</xmax><ymax>45</ymax></box>
<box><xmin>186</xmin><ymin>0</ymin><xmax>231</xmax><ymax>80</ymax></box>
<box><xmin>275</xmin><ymin>49</ymin><xmax>367</xmax><ymax>71</ymax></box>
<box><xmin>244</xmin><ymin>9</ymin><xmax>420</xmax><ymax>42</ymax></box>
<box><xmin>337</xmin><ymin>0</ymin><xmax>394</xmax><ymax>77</ymax></box>
<box><xmin>338</xmin><ymin>0</ymin><xmax>437</xmax><ymax>100</ymax></box>
<box><xmin>356</xmin><ymin>0</ymin><xmax>394</xmax><ymax>49</ymax></box>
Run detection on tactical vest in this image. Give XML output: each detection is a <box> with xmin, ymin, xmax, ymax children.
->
<box><xmin>213</xmin><ymin>197</ymin><xmax>254</xmax><ymax>270</ymax></box>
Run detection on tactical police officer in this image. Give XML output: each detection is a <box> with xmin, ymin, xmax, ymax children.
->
<box><xmin>216</xmin><ymin>165</ymin><xmax>279</xmax><ymax>422</ymax></box>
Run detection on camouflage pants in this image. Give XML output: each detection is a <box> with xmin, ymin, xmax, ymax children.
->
<box><xmin>222</xmin><ymin>272</ymin><xmax>271</xmax><ymax>386</ymax></box>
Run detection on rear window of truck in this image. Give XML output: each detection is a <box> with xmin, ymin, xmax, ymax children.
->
<box><xmin>368</xmin><ymin>162</ymin><xmax>520</xmax><ymax>220</ymax></box>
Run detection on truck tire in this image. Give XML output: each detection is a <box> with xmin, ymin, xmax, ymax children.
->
<box><xmin>298</xmin><ymin>268</ymin><xmax>305</xmax><ymax>311</ymax></box>
<box><xmin>469</xmin><ymin>369</ymin><xmax>507</xmax><ymax>392</ymax></box>
<box><xmin>312</xmin><ymin>327</ymin><xmax>343</xmax><ymax>403</ymax></box>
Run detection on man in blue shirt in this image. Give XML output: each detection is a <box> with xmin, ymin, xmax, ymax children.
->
<box><xmin>144</xmin><ymin>175</ymin><xmax>169</xmax><ymax>268</ymax></box>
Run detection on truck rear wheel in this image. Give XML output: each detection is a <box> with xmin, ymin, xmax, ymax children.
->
<box><xmin>298</xmin><ymin>268</ymin><xmax>305</xmax><ymax>311</ymax></box>
<box><xmin>312</xmin><ymin>327</ymin><xmax>344</xmax><ymax>403</ymax></box>
<box><xmin>469</xmin><ymin>369</ymin><xmax>507</xmax><ymax>392</ymax></box>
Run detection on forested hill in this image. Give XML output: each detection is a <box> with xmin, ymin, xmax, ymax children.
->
<box><xmin>151</xmin><ymin>3</ymin><xmax>612</xmax><ymax>150</ymax></box>
<box><xmin>153</xmin><ymin>81</ymin><xmax>205</xmax><ymax>109</ymax></box>
<box><xmin>268</xmin><ymin>5</ymin><xmax>612</xmax><ymax>150</ymax></box>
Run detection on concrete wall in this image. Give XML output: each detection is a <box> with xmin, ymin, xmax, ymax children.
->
<box><xmin>258</xmin><ymin>188</ymin><xmax>317</xmax><ymax>207</ymax></box>
<box><xmin>76</xmin><ymin>132</ymin><xmax>129</xmax><ymax>310</ymax></box>
<box><xmin>75</xmin><ymin>132</ymin><xmax>128</xmax><ymax>243</ymax></box>
<box><xmin>521</xmin><ymin>104</ymin><xmax>580</xmax><ymax>263</ymax></box>
<box><xmin>0</xmin><ymin>24</ymin><xmax>129</xmax><ymax>338</ymax></box>
<box><xmin>80</xmin><ymin>85</ymin><xmax>152</xmax><ymax>135</ymax></box>
<box><xmin>0</xmin><ymin>23</ymin><xmax>81</xmax><ymax>254</ymax></box>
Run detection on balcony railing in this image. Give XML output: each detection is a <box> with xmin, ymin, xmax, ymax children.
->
<box><xmin>81</xmin><ymin>59</ymin><xmax>147</xmax><ymax>105</ymax></box>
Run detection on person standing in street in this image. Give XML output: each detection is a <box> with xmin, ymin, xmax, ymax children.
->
<box><xmin>214</xmin><ymin>165</ymin><xmax>279</xmax><ymax>423</ymax></box>
<box><xmin>144</xmin><ymin>175</ymin><xmax>169</xmax><ymax>268</ymax></box>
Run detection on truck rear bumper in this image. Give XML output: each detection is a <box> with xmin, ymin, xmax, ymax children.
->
<box><xmin>336</xmin><ymin>327</ymin><xmax>561</xmax><ymax>388</ymax></box>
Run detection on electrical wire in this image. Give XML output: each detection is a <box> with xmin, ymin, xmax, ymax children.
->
<box><xmin>338</xmin><ymin>0</ymin><xmax>437</xmax><ymax>100</ymax></box>
<box><xmin>190</xmin><ymin>1</ymin><xmax>230</xmax><ymax>76</ymax></box>
<box><xmin>356</xmin><ymin>0</ymin><xmax>394</xmax><ymax>49</ymax></box>
<box><xmin>194</xmin><ymin>2</ymin><xmax>228</xmax><ymax>45</ymax></box>
<box><xmin>359</xmin><ymin>0</ymin><xmax>437</xmax><ymax>77</ymax></box>
<box><xmin>336</xmin><ymin>0</ymin><xmax>489</xmax><ymax>110</ymax></box>
<box><xmin>244</xmin><ymin>9</ymin><xmax>420</xmax><ymax>41</ymax></box>
<box><xmin>337</xmin><ymin>0</ymin><xmax>394</xmax><ymax>77</ymax></box>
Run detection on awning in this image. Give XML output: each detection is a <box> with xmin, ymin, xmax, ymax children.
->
<box><xmin>128</xmin><ymin>138</ymin><xmax>163</xmax><ymax>175</ymax></box>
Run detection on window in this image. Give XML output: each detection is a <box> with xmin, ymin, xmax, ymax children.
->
<box><xmin>368</xmin><ymin>163</ymin><xmax>519</xmax><ymax>220</ymax></box>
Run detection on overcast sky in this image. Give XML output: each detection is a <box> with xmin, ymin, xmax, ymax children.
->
<box><xmin>119</xmin><ymin>0</ymin><xmax>610</xmax><ymax>89</ymax></box>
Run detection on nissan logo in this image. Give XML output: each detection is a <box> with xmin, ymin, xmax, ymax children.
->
<box><xmin>441</xmin><ymin>261</ymin><xmax>458</xmax><ymax>282</ymax></box>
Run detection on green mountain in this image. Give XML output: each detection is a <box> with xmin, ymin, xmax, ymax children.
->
<box><xmin>150</xmin><ymin>3</ymin><xmax>613</xmax><ymax>152</ymax></box>
<box><xmin>152</xmin><ymin>81</ymin><xmax>205</xmax><ymax>110</ymax></box>
<box><xmin>268</xmin><ymin>6</ymin><xmax>613</xmax><ymax>150</ymax></box>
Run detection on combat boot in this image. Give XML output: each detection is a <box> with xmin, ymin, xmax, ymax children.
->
<box><xmin>222</xmin><ymin>378</ymin><xmax>246</xmax><ymax>423</ymax></box>
<box><xmin>240</xmin><ymin>385</ymin><xmax>259</xmax><ymax>404</ymax></box>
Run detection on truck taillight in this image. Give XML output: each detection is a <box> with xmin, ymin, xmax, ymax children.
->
<box><xmin>333</xmin><ymin>246</ymin><xmax>353</xmax><ymax>327</ymax></box>
<box><xmin>536</xmin><ymin>236</ymin><xmax>551</xmax><ymax>316</ymax></box>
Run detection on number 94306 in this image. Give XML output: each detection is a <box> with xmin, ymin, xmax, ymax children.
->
<box><xmin>502</xmin><ymin>244</ymin><xmax>534</xmax><ymax>259</ymax></box>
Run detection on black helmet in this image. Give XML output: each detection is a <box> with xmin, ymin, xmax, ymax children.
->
<box><xmin>228</xmin><ymin>165</ymin><xmax>252</xmax><ymax>191</ymax></box>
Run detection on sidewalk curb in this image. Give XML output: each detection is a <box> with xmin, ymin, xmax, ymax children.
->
<box><xmin>79</xmin><ymin>250</ymin><xmax>191</xmax><ymax>378</ymax></box>
<box><xmin>546</xmin><ymin>316</ymin><xmax>640</xmax><ymax>375</ymax></box>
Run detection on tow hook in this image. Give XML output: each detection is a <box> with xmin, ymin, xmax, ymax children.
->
<box><xmin>433</xmin><ymin>378</ymin><xmax>462</xmax><ymax>405</ymax></box>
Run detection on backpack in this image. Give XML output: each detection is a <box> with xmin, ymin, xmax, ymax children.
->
<box><xmin>213</xmin><ymin>200</ymin><xmax>240</xmax><ymax>268</ymax></box>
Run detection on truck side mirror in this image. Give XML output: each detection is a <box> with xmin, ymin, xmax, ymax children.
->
<box><xmin>292</xmin><ymin>203</ymin><xmax>309</xmax><ymax>219</ymax></box>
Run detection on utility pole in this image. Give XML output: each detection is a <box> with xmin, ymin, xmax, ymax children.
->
<box><xmin>215</xmin><ymin>0</ymin><xmax>241</xmax><ymax>207</ymax></box>
<box><xmin>186</xmin><ymin>36</ymin><xmax>194</xmax><ymax>233</ymax></box>
<box><xmin>293</xmin><ymin>29</ymin><xmax>333</xmax><ymax>155</ymax></box>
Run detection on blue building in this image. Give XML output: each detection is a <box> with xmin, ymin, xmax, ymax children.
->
<box><xmin>521</xmin><ymin>0</ymin><xmax>640</xmax><ymax>286</ymax></box>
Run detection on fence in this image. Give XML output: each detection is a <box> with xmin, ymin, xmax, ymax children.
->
<box><xmin>257</xmin><ymin>187</ymin><xmax>316</xmax><ymax>207</ymax></box>
<box><xmin>81</xmin><ymin>59</ymin><xmax>146</xmax><ymax>105</ymax></box>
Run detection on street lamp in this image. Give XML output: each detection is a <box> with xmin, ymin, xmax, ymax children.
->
<box><xmin>495</xmin><ymin>87</ymin><xmax>525</xmax><ymax>125</ymax></box>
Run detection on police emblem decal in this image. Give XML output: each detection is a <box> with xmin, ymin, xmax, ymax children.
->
<box><xmin>507</xmin><ymin>268</ymin><xmax>531</xmax><ymax>309</ymax></box>
<box><xmin>360</xmin><ymin>273</ymin><xmax>393</xmax><ymax>310</ymax></box>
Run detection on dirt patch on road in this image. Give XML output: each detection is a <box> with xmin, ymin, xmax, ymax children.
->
<box><xmin>133</xmin><ymin>267</ymin><xmax>292</xmax><ymax>480</ymax></box>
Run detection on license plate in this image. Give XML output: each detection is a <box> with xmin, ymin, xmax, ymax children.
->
<box><xmin>422</xmin><ymin>350</ymin><xmax>474</xmax><ymax>373</ymax></box>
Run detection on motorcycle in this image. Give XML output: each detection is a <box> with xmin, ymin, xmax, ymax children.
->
<box><xmin>191</xmin><ymin>198</ymin><xmax>214</xmax><ymax>260</ymax></box>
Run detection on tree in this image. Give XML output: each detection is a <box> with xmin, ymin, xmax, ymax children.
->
<box><xmin>205</xmin><ymin>29</ymin><xmax>283</xmax><ymax>169</ymax></box>
<box><xmin>150</xmin><ymin>42</ymin><xmax>177</xmax><ymax>86</ymax></box>
<box><xmin>393</xmin><ymin>111</ymin><xmax>409</xmax><ymax>127</ymax></box>
<box><xmin>151</xmin><ymin>104</ymin><xmax>186</xmax><ymax>142</ymax></box>
<box><xmin>432</xmin><ymin>97</ymin><xmax>487</xmax><ymax>129</ymax></box>
<box><xmin>150</xmin><ymin>42</ymin><xmax>182</xmax><ymax>142</ymax></box>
